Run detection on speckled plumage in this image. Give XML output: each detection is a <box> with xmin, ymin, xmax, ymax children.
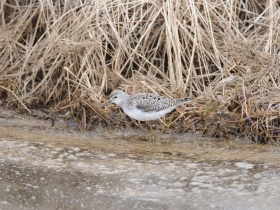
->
<box><xmin>101</xmin><ymin>90</ymin><xmax>190</xmax><ymax>121</ymax></box>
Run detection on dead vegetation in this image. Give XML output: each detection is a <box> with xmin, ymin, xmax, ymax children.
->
<box><xmin>0</xmin><ymin>0</ymin><xmax>280</xmax><ymax>143</ymax></box>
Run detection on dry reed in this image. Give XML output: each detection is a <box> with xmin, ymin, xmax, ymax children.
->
<box><xmin>0</xmin><ymin>0</ymin><xmax>280</xmax><ymax>143</ymax></box>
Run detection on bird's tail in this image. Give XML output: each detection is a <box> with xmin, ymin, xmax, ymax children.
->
<box><xmin>181</xmin><ymin>98</ymin><xmax>191</xmax><ymax>104</ymax></box>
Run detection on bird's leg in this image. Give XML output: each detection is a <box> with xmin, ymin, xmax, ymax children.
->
<box><xmin>147</xmin><ymin>121</ymin><xmax>166</xmax><ymax>143</ymax></box>
<box><xmin>157</xmin><ymin>119</ymin><xmax>168</xmax><ymax>141</ymax></box>
<box><xmin>159</xmin><ymin>123</ymin><xmax>165</xmax><ymax>141</ymax></box>
<box><xmin>146</xmin><ymin>121</ymin><xmax>155</xmax><ymax>141</ymax></box>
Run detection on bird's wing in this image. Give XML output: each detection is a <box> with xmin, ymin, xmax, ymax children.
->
<box><xmin>133</xmin><ymin>93</ymin><xmax>176</xmax><ymax>112</ymax></box>
<box><xmin>136</xmin><ymin>103</ymin><xmax>158</xmax><ymax>112</ymax></box>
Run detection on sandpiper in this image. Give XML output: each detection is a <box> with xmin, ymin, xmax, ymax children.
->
<box><xmin>99</xmin><ymin>90</ymin><xmax>190</xmax><ymax>122</ymax></box>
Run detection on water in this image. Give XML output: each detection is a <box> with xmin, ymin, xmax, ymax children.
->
<box><xmin>0</xmin><ymin>109</ymin><xmax>280</xmax><ymax>209</ymax></box>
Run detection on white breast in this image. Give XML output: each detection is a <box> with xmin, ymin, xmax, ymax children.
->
<box><xmin>123</xmin><ymin>106</ymin><xmax>177</xmax><ymax>121</ymax></box>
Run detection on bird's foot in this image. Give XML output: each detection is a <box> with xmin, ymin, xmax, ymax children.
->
<box><xmin>147</xmin><ymin>132</ymin><xmax>162</xmax><ymax>143</ymax></box>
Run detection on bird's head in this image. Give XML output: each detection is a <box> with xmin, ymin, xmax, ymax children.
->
<box><xmin>98</xmin><ymin>90</ymin><xmax>128</xmax><ymax>108</ymax></box>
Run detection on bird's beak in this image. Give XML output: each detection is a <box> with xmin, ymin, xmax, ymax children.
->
<box><xmin>98</xmin><ymin>100</ymin><xmax>111</xmax><ymax>109</ymax></box>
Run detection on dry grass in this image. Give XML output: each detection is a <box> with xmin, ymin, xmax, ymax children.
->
<box><xmin>0</xmin><ymin>0</ymin><xmax>280</xmax><ymax>143</ymax></box>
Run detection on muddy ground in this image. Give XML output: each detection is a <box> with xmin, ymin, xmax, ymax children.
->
<box><xmin>0</xmin><ymin>107</ymin><xmax>280</xmax><ymax>210</ymax></box>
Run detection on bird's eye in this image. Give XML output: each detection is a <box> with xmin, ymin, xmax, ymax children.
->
<box><xmin>114</xmin><ymin>96</ymin><xmax>117</xmax><ymax>99</ymax></box>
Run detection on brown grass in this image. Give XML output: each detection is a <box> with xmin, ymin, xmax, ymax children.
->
<box><xmin>0</xmin><ymin>0</ymin><xmax>280</xmax><ymax>143</ymax></box>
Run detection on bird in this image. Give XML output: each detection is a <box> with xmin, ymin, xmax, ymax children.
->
<box><xmin>99</xmin><ymin>89</ymin><xmax>190</xmax><ymax>126</ymax></box>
